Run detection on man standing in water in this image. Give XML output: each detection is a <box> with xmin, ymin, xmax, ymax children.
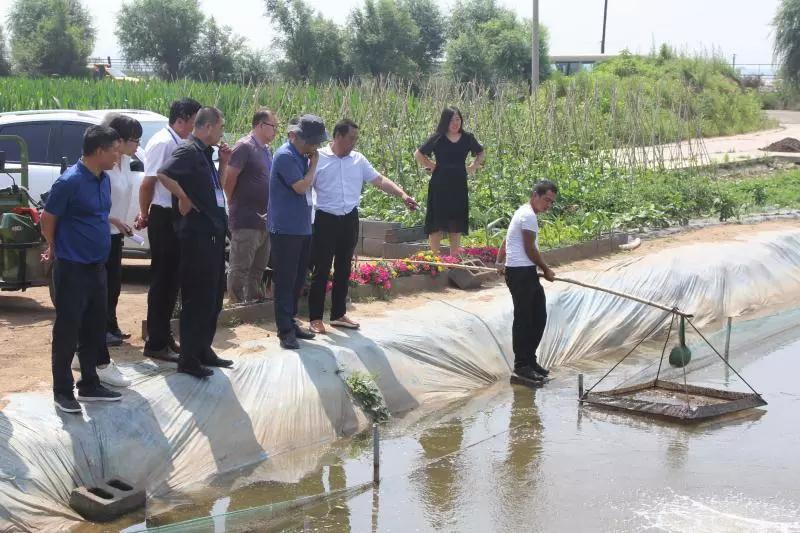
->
<box><xmin>496</xmin><ymin>180</ymin><xmax>558</xmax><ymax>382</ymax></box>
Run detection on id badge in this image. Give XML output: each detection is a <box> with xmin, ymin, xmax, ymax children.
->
<box><xmin>215</xmin><ymin>189</ymin><xmax>225</xmax><ymax>208</ymax></box>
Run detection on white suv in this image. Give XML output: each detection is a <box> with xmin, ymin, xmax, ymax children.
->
<box><xmin>0</xmin><ymin>109</ymin><xmax>169</xmax><ymax>257</ymax></box>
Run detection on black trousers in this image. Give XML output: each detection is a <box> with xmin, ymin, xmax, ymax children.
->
<box><xmin>146</xmin><ymin>205</ymin><xmax>180</xmax><ymax>350</ymax></box>
<box><xmin>504</xmin><ymin>266</ymin><xmax>547</xmax><ymax>370</ymax></box>
<box><xmin>178</xmin><ymin>231</ymin><xmax>226</xmax><ymax>367</ymax></box>
<box><xmin>309</xmin><ymin>208</ymin><xmax>359</xmax><ymax>321</ymax></box>
<box><xmin>52</xmin><ymin>259</ymin><xmax>103</xmax><ymax>395</ymax></box>
<box><xmin>271</xmin><ymin>233</ymin><xmax>311</xmax><ymax>337</ymax></box>
<box><xmin>106</xmin><ymin>233</ymin><xmax>124</xmax><ymax>333</ymax></box>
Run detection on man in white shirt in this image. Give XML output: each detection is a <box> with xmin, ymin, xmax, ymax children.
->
<box><xmin>134</xmin><ymin>98</ymin><xmax>201</xmax><ymax>362</ymax></box>
<box><xmin>308</xmin><ymin>119</ymin><xmax>419</xmax><ymax>334</ymax></box>
<box><xmin>496</xmin><ymin>180</ymin><xmax>558</xmax><ymax>382</ymax></box>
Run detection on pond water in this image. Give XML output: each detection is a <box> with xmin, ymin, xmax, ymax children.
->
<box><xmin>89</xmin><ymin>315</ymin><xmax>800</xmax><ymax>533</ymax></box>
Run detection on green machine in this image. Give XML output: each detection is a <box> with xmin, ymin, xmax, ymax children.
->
<box><xmin>0</xmin><ymin>135</ymin><xmax>50</xmax><ymax>295</ymax></box>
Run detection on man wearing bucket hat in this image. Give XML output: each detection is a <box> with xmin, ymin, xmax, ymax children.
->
<box><xmin>268</xmin><ymin>114</ymin><xmax>327</xmax><ymax>349</ymax></box>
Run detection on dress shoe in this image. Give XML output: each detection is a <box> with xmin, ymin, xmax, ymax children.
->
<box><xmin>294</xmin><ymin>327</ymin><xmax>316</xmax><ymax>340</ymax></box>
<box><xmin>106</xmin><ymin>332</ymin><xmax>123</xmax><ymax>347</ymax></box>
<box><xmin>280</xmin><ymin>333</ymin><xmax>300</xmax><ymax>350</ymax></box>
<box><xmin>177</xmin><ymin>364</ymin><xmax>213</xmax><ymax>379</ymax></box>
<box><xmin>531</xmin><ymin>361</ymin><xmax>550</xmax><ymax>377</ymax></box>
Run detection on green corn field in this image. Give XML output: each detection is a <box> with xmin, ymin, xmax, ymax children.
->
<box><xmin>0</xmin><ymin>75</ymin><xmax>776</xmax><ymax>247</ymax></box>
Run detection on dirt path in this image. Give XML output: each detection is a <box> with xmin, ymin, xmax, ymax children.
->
<box><xmin>629</xmin><ymin>110</ymin><xmax>800</xmax><ymax>167</ymax></box>
<box><xmin>2</xmin><ymin>219</ymin><xmax>799</xmax><ymax>398</ymax></box>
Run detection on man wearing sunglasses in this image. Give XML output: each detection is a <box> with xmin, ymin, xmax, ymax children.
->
<box><xmin>223</xmin><ymin>108</ymin><xmax>278</xmax><ymax>303</ymax></box>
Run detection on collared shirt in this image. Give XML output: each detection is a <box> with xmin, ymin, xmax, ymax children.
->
<box><xmin>144</xmin><ymin>125</ymin><xmax>182</xmax><ymax>208</ymax></box>
<box><xmin>268</xmin><ymin>142</ymin><xmax>312</xmax><ymax>236</ymax></box>
<box><xmin>313</xmin><ymin>146</ymin><xmax>380</xmax><ymax>216</ymax></box>
<box><xmin>45</xmin><ymin>161</ymin><xmax>111</xmax><ymax>264</ymax></box>
<box><xmin>228</xmin><ymin>133</ymin><xmax>272</xmax><ymax>231</ymax></box>
<box><xmin>107</xmin><ymin>154</ymin><xmax>135</xmax><ymax>234</ymax></box>
<box><xmin>158</xmin><ymin>135</ymin><xmax>227</xmax><ymax>237</ymax></box>
<box><xmin>505</xmin><ymin>203</ymin><xmax>539</xmax><ymax>268</ymax></box>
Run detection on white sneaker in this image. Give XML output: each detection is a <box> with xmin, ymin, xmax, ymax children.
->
<box><xmin>96</xmin><ymin>360</ymin><xmax>131</xmax><ymax>388</ymax></box>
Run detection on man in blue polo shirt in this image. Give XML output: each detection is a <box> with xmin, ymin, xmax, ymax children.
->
<box><xmin>41</xmin><ymin>125</ymin><xmax>124</xmax><ymax>413</ymax></box>
<box><xmin>269</xmin><ymin>115</ymin><xmax>327</xmax><ymax>349</ymax></box>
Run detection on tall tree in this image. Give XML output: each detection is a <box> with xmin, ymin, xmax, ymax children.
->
<box><xmin>116</xmin><ymin>0</ymin><xmax>204</xmax><ymax>79</ymax></box>
<box><xmin>8</xmin><ymin>0</ymin><xmax>95</xmax><ymax>77</ymax></box>
<box><xmin>445</xmin><ymin>0</ymin><xmax>549</xmax><ymax>85</ymax></box>
<box><xmin>0</xmin><ymin>25</ymin><xmax>11</xmax><ymax>76</ymax></box>
<box><xmin>447</xmin><ymin>0</ymin><xmax>498</xmax><ymax>39</ymax></box>
<box><xmin>233</xmin><ymin>48</ymin><xmax>275</xmax><ymax>84</ymax></box>
<box><xmin>180</xmin><ymin>17</ymin><xmax>245</xmax><ymax>82</ymax></box>
<box><xmin>265</xmin><ymin>0</ymin><xmax>350</xmax><ymax>81</ymax></box>
<box><xmin>403</xmin><ymin>0</ymin><xmax>446</xmax><ymax>73</ymax></box>
<box><xmin>774</xmin><ymin>0</ymin><xmax>800</xmax><ymax>84</ymax></box>
<box><xmin>349</xmin><ymin>0</ymin><xmax>420</xmax><ymax>78</ymax></box>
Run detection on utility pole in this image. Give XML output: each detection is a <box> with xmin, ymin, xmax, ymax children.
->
<box><xmin>532</xmin><ymin>0</ymin><xmax>540</xmax><ymax>93</ymax></box>
<box><xmin>601</xmin><ymin>0</ymin><xmax>609</xmax><ymax>54</ymax></box>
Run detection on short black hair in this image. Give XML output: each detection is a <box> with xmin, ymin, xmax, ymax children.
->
<box><xmin>333</xmin><ymin>119</ymin><xmax>358</xmax><ymax>138</ymax></box>
<box><xmin>83</xmin><ymin>125</ymin><xmax>121</xmax><ymax>156</ymax></box>
<box><xmin>251</xmin><ymin>108</ymin><xmax>274</xmax><ymax>128</ymax></box>
<box><xmin>101</xmin><ymin>113</ymin><xmax>143</xmax><ymax>141</ymax></box>
<box><xmin>532</xmin><ymin>179</ymin><xmax>559</xmax><ymax>196</ymax></box>
<box><xmin>168</xmin><ymin>97</ymin><xmax>202</xmax><ymax>125</ymax></box>
<box><xmin>195</xmin><ymin>106</ymin><xmax>223</xmax><ymax>129</ymax></box>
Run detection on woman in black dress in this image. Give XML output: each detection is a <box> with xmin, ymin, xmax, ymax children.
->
<box><xmin>414</xmin><ymin>107</ymin><xmax>485</xmax><ymax>256</ymax></box>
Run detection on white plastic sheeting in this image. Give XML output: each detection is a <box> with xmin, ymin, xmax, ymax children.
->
<box><xmin>2</xmin><ymin>229</ymin><xmax>800</xmax><ymax>531</ymax></box>
<box><xmin>542</xmin><ymin>230</ymin><xmax>800</xmax><ymax>367</ymax></box>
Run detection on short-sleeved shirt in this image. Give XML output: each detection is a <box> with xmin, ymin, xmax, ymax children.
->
<box><xmin>158</xmin><ymin>136</ymin><xmax>227</xmax><ymax>237</ymax></box>
<box><xmin>144</xmin><ymin>126</ymin><xmax>182</xmax><ymax>208</ymax></box>
<box><xmin>313</xmin><ymin>146</ymin><xmax>380</xmax><ymax>216</ymax></box>
<box><xmin>268</xmin><ymin>142</ymin><xmax>312</xmax><ymax>236</ymax></box>
<box><xmin>505</xmin><ymin>203</ymin><xmax>538</xmax><ymax>267</ymax></box>
<box><xmin>227</xmin><ymin>133</ymin><xmax>272</xmax><ymax>230</ymax></box>
<box><xmin>107</xmin><ymin>154</ymin><xmax>135</xmax><ymax>234</ymax></box>
<box><xmin>418</xmin><ymin>131</ymin><xmax>483</xmax><ymax>176</ymax></box>
<box><xmin>45</xmin><ymin>161</ymin><xmax>111</xmax><ymax>264</ymax></box>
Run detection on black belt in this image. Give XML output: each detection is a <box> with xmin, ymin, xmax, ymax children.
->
<box><xmin>317</xmin><ymin>207</ymin><xmax>358</xmax><ymax>218</ymax></box>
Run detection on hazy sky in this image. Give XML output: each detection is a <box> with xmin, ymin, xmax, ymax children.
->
<box><xmin>0</xmin><ymin>0</ymin><xmax>781</xmax><ymax>66</ymax></box>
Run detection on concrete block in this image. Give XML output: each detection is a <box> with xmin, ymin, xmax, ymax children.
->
<box><xmin>358</xmin><ymin>237</ymin><xmax>386</xmax><ymax>258</ymax></box>
<box><xmin>385</xmin><ymin>225</ymin><xmax>426</xmax><ymax>243</ymax></box>
<box><xmin>360</xmin><ymin>219</ymin><xmax>400</xmax><ymax>239</ymax></box>
<box><xmin>382</xmin><ymin>242</ymin><xmax>428</xmax><ymax>259</ymax></box>
<box><xmin>448</xmin><ymin>259</ymin><xmax>495</xmax><ymax>290</ymax></box>
<box><xmin>542</xmin><ymin>233</ymin><xmax>628</xmax><ymax>266</ymax></box>
<box><xmin>69</xmin><ymin>478</ymin><xmax>145</xmax><ymax>522</ymax></box>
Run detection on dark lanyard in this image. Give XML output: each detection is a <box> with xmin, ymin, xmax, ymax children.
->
<box><xmin>167</xmin><ymin>128</ymin><xmax>180</xmax><ymax>145</ymax></box>
<box><xmin>204</xmin><ymin>156</ymin><xmax>221</xmax><ymax>190</ymax></box>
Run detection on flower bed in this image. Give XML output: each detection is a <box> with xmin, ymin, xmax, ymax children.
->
<box><xmin>346</xmin><ymin>247</ymin><xmax>498</xmax><ymax>300</ymax></box>
<box><xmin>461</xmin><ymin>246</ymin><xmax>499</xmax><ymax>265</ymax></box>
